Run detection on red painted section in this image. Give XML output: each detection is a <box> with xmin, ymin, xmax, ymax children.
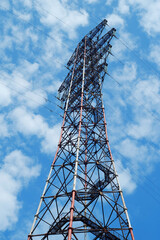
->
<box><xmin>67</xmin><ymin>86</ymin><xmax>84</xmax><ymax>240</ymax></box>
<box><xmin>85</xmin><ymin>126</ymin><xmax>88</xmax><ymax>189</ymax></box>
<box><xmin>51</xmin><ymin>46</ymin><xmax>79</xmax><ymax>168</ymax></box>
<box><xmin>130</xmin><ymin>228</ymin><xmax>135</xmax><ymax>240</ymax></box>
<box><xmin>67</xmin><ymin>37</ymin><xmax>86</xmax><ymax>240</ymax></box>
<box><xmin>51</xmin><ymin>111</ymin><xmax>67</xmax><ymax>167</ymax></box>
<box><xmin>68</xmin><ymin>190</ymin><xmax>76</xmax><ymax>239</ymax></box>
<box><xmin>102</xmin><ymin>106</ymin><xmax>135</xmax><ymax>240</ymax></box>
<box><xmin>102</xmin><ymin>106</ymin><xmax>113</xmax><ymax>159</ymax></box>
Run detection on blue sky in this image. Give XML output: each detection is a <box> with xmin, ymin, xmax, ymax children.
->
<box><xmin>0</xmin><ymin>0</ymin><xmax>160</xmax><ymax>239</ymax></box>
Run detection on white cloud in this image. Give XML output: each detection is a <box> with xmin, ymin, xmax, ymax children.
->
<box><xmin>0</xmin><ymin>115</ymin><xmax>9</xmax><ymax>137</ymax></box>
<box><xmin>9</xmin><ymin>107</ymin><xmax>60</xmax><ymax>154</ymax></box>
<box><xmin>20</xmin><ymin>0</ymin><xmax>32</xmax><ymax>8</ymax></box>
<box><xmin>116</xmin><ymin>160</ymin><xmax>136</xmax><ymax>194</ymax></box>
<box><xmin>0</xmin><ymin>0</ymin><xmax>10</xmax><ymax>10</ymax></box>
<box><xmin>106</xmin><ymin>13</ymin><xmax>125</xmax><ymax>28</ymax></box>
<box><xmin>16</xmin><ymin>61</ymin><xmax>39</xmax><ymax>77</ymax></box>
<box><xmin>0</xmin><ymin>61</ymin><xmax>51</xmax><ymax>109</ymax></box>
<box><xmin>9</xmin><ymin>107</ymin><xmax>48</xmax><ymax>136</ymax></box>
<box><xmin>131</xmin><ymin>76</ymin><xmax>160</xmax><ymax>113</ymax></box>
<box><xmin>85</xmin><ymin>0</ymin><xmax>99</xmax><ymax>4</ymax></box>
<box><xmin>0</xmin><ymin>82</ymin><xmax>12</xmax><ymax>106</ymax></box>
<box><xmin>113</xmin><ymin>62</ymin><xmax>137</xmax><ymax>83</ymax></box>
<box><xmin>0</xmin><ymin>150</ymin><xmax>41</xmax><ymax>231</ymax></box>
<box><xmin>106</xmin><ymin>0</ymin><xmax>114</xmax><ymax>5</ymax></box>
<box><xmin>13</xmin><ymin>9</ymin><xmax>31</xmax><ymax>21</ymax></box>
<box><xmin>41</xmin><ymin>123</ymin><xmax>61</xmax><ymax>153</ymax></box>
<box><xmin>36</xmin><ymin>0</ymin><xmax>89</xmax><ymax>39</ymax></box>
<box><xmin>149</xmin><ymin>44</ymin><xmax>160</xmax><ymax>68</ymax></box>
<box><xmin>127</xmin><ymin>116</ymin><xmax>160</xmax><ymax>143</ymax></box>
<box><xmin>118</xmin><ymin>0</ymin><xmax>130</xmax><ymax>14</ymax></box>
<box><xmin>117</xmin><ymin>138</ymin><xmax>140</xmax><ymax>159</ymax></box>
<box><xmin>116</xmin><ymin>138</ymin><xmax>153</xmax><ymax>175</ymax></box>
<box><xmin>18</xmin><ymin>89</ymin><xmax>46</xmax><ymax>109</ymax></box>
<box><xmin>133</xmin><ymin>0</ymin><xmax>160</xmax><ymax>35</ymax></box>
<box><xmin>115</xmin><ymin>0</ymin><xmax>160</xmax><ymax>35</ymax></box>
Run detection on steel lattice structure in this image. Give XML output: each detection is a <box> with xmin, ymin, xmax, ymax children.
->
<box><xmin>28</xmin><ymin>20</ymin><xmax>135</xmax><ymax>240</ymax></box>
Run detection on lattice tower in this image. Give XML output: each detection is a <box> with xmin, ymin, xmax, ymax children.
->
<box><xmin>28</xmin><ymin>19</ymin><xmax>135</xmax><ymax>240</ymax></box>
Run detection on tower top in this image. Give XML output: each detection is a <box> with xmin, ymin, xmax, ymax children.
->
<box><xmin>58</xmin><ymin>19</ymin><xmax>116</xmax><ymax>109</ymax></box>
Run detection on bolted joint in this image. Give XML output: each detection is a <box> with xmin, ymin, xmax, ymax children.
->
<box><xmin>68</xmin><ymin>226</ymin><xmax>73</xmax><ymax>231</ymax></box>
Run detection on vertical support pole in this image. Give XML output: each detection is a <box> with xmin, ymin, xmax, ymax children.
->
<box><xmin>99</xmin><ymin>79</ymin><xmax>135</xmax><ymax>240</ymax></box>
<box><xmin>130</xmin><ymin>228</ymin><xmax>135</xmax><ymax>240</ymax></box>
<box><xmin>84</xmin><ymin>124</ymin><xmax>88</xmax><ymax>240</ymax></box>
<box><xmin>68</xmin><ymin>36</ymin><xmax>87</xmax><ymax>240</ymax></box>
<box><xmin>28</xmin><ymin>45</ymin><xmax>79</xmax><ymax>239</ymax></box>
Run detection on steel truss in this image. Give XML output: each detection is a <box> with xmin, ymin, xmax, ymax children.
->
<box><xmin>28</xmin><ymin>19</ymin><xmax>135</xmax><ymax>240</ymax></box>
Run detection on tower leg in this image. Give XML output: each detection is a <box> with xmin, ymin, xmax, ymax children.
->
<box><xmin>130</xmin><ymin>228</ymin><xmax>135</xmax><ymax>240</ymax></box>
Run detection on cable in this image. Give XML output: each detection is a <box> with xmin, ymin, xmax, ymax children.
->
<box><xmin>115</xmin><ymin>35</ymin><xmax>160</xmax><ymax>78</ymax></box>
<box><xmin>114</xmin><ymin>159</ymin><xmax>160</xmax><ymax>206</ymax></box>
<box><xmin>0</xmin><ymin>69</ymin><xmax>55</xmax><ymax>106</ymax></box>
<box><xmin>0</xmin><ymin>4</ymin><xmax>73</xmax><ymax>52</ymax></box>
<box><xmin>107</xmin><ymin>72</ymin><xmax>160</xmax><ymax>123</ymax></box>
<box><xmin>104</xmin><ymin>99</ymin><xmax>160</xmax><ymax>200</ymax></box>
<box><xmin>33</xmin><ymin>0</ymin><xmax>72</xmax><ymax>29</ymax></box>
<box><xmin>109</xmin><ymin>52</ymin><xmax>125</xmax><ymax>66</ymax></box>
<box><xmin>108</xmin><ymin>49</ymin><xmax>160</xmax><ymax>119</ymax></box>
<box><xmin>106</xmin><ymin>22</ymin><xmax>160</xmax><ymax>86</ymax></box>
<box><xmin>0</xmin><ymin>79</ymin><xmax>54</xmax><ymax>113</ymax></box>
<box><xmin>3</xmin><ymin>4</ymin><xmax>160</xmax><ymax>126</ymax></box>
<box><xmin>3</xmin><ymin>2</ymin><xmax>160</xmax><ymax>131</ymax></box>
<box><xmin>80</xmin><ymin>6</ymin><xmax>160</xmax><ymax>85</ymax></box>
<box><xmin>30</xmin><ymin>0</ymin><xmax>160</xmax><ymax>101</ymax></box>
<box><xmin>114</xmin><ymin>150</ymin><xmax>160</xmax><ymax>204</ymax></box>
<box><xmin>3</xmin><ymin>3</ymin><xmax>160</xmax><ymax>206</ymax></box>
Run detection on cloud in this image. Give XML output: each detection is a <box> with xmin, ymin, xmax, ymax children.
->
<box><xmin>0</xmin><ymin>60</ymin><xmax>54</xmax><ymax>109</ymax></box>
<box><xmin>127</xmin><ymin>116</ymin><xmax>160</xmax><ymax>144</ymax></box>
<box><xmin>85</xmin><ymin>0</ymin><xmax>99</xmax><ymax>3</ymax></box>
<box><xmin>19</xmin><ymin>0</ymin><xmax>32</xmax><ymax>8</ymax></box>
<box><xmin>118</xmin><ymin>0</ymin><xmax>130</xmax><ymax>14</ymax></box>
<box><xmin>36</xmin><ymin>0</ymin><xmax>89</xmax><ymax>39</ymax></box>
<box><xmin>106</xmin><ymin>13</ymin><xmax>125</xmax><ymax>28</ymax></box>
<box><xmin>18</xmin><ymin>89</ymin><xmax>47</xmax><ymax>109</ymax></box>
<box><xmin>131</xmin><ymin>76</ymin><xmax>160</xmax><ymax>113</ymax></box>
<box><xmin>116</xmin><ymin>160</ymin><xmax>136</xmax><ymax>194</ymax></box>
<box><xmin>9</xmin><ymin>107</ymin><xmax>47</xmax><ymax>136</ymax></box>
<box><xmin>117</xmin><ymin>138</ymin><xmax>147</xmax><ymax>160</ymax></box>
<box><xmin>41</xmin><ymin>123</ymin><xmax>61</xmax><ymax>153</ymax></box>
<box><xmin>0</xmin><ymin>115</ymin><xmax>9</xmax><ymax>137</ymax></box>
<box><xmin>132</xmin><ymin>0</ymin><xmax>160</xmax><ymax>35</ymax></box>
<box><xmin>0</xmin><ymin>150</ymin><xmax>41</xmax><ymax>231</ymax></box>
<box><xmin>114</xmin><ymin>0</ymin><xmax>160</xmax><ymax>35</ymax></box>
<box><xmin>106</xmin><ymin>0</ymin><xmax>114</xmax><ymax>5</ymax></box>
<box><xmin>0</xmin><ymin>0</ymin><xmax>10</xmax><ymax>10</ymax></box>
<box><xmin>13</xmin><ymin>9</ymin><xmax>31</xmax><ymax>21</ymax></box>
<box><xmin>0</xmin><ymin>82</ymin><xmax>12</xmax><ymax>106</ymax></box>
<box><xmin>9</xmin><ymin>107</ymin><xmax>60</xmax><ymax>154</ymax></box>
<box><xmin>115</xmin><ymin>137</ymin><xmax>158</xmax><ymax>176</ymax></box>
<box><xmin>149</xmin><ymin>44</ymin><xmax>160</xmax><ymax>68</ymax></box>
<box><xmin>113</xmin><ymin>62</ymin><xmax>137</xmax><ymax>83</ymax></box>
